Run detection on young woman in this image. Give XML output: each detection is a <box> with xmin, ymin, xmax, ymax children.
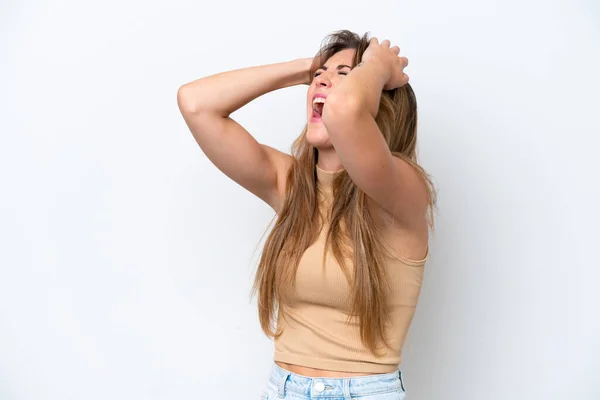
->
<box><xmin>177</xmin><ymin>30</ymin><xmax>435</xmax><ymax>400</ymax></box>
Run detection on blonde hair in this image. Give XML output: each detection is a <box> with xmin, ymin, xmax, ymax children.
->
<box><xmin>252</xmin><ymin>30</ymin><xmax>436</xmax><ymax>354</ymax></box>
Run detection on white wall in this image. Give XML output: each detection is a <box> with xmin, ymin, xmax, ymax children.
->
<box><xmin>1</xmin><ymin>0</ymin><xmax>599</xmax><ymax>399</ymax></box>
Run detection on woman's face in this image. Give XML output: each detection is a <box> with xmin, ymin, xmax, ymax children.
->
<box><xmin>305</xmin><ymin>48</ymin><xmax>356</xmax><ymax>149</ymax></box>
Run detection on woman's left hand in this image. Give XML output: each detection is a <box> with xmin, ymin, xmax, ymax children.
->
<box><xmin>361</xmin><ymin>37</ymin><xmax>409</xmax><ymax>90</ymax></box>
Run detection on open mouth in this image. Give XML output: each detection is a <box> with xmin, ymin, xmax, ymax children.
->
<box><xmin>312</xmin><ymin>97</ymin><xmax>325</xmax><ymax>119</ymax></box>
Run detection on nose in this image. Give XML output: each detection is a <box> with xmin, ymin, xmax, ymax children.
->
<box><xmin>314</xmin><ymin>73</ymin><xmax>332</xmax><ymax>88</ymax></box>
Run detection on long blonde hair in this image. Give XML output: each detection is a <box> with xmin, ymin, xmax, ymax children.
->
<box><xmin>252</xmin><ymin>30</ymin><xmax>436</xmax><ymax>354</ymax></box>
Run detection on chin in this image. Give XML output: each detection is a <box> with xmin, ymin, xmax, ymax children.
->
<box><xmin>306</xmin><ymin>125</ymin><xmax>332</xmax><ymax>149</ymax></box>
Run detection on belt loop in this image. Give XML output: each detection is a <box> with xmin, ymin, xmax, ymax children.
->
<box><xmin>277</xmin><ymin>369</ymin><xmax>290</xmax><ymax>399</ymax></box>
<box><xmin>343</xmin><ymin>377</ymin><xmax>352</xmax><ymax>400</ymax></box>
<box><xmin>398</xmin><ymin>370</ymin><xmax>405</xmax><ymax>392</ymax></box>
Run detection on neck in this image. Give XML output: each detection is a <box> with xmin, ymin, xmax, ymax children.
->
<box><xmin>316</xmin><ymin>147</ymin><xmax>344</xmax><ymax>172</ymax></box>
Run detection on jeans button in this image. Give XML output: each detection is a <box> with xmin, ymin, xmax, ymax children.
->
<box><xmin>314</xmin><ymin>381</ymin><xmax>325</xmax><ymax>392</ymax></box>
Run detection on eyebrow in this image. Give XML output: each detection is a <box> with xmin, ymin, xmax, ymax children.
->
<box><xmin>318</xmin><ymin>64</ymin><xmax>353</xmax><ymax>71</ymax></box>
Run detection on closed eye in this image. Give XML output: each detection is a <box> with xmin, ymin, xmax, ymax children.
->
<box><xmin>314</xmin><ymin>71</ymin><xmax>349</xmax><ymax>77</ymax></box>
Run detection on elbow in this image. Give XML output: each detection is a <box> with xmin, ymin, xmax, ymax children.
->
<box><xmin>177</xmin><ymin>84</ymin><xmax>198</xmax><ymax>115</ymax></box>
<box><xmin>177</xmin><ymin>84</ymin><xmax>229</xmax><ymax>118</ymax></box>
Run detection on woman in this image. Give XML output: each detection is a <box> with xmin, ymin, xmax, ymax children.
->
<box><xmin>177</xmin><ymin>30</ymin><xmax>435</xmax><ymax>400</ymax></box>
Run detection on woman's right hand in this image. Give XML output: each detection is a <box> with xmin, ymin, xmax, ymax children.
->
<box><xmin>299</xmin><ymin>57</ymin><xmax>316</xmax><ymax>85</ymax></box>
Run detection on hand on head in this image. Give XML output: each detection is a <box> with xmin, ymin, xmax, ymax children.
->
<box><xmin>361</xmin><ymin>37</ymin><xmax>409</xmax><ymax>90</ymax></box>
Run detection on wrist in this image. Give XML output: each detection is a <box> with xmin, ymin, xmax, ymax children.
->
<box><xmin>358</xmin><ymin>57</ymin><xmax>391</xmax><ymax>86</ymax></box>
<box><xmin>287</xmin><ymin>58</ymin><xmax>313</xmax><ymax>86</ymax></box>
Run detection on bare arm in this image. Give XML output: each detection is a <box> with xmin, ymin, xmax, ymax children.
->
<box><xmin>177</xmin><ymin>58</ymin><xmax>312</xmax><ymax>212</ymax></box>
<box><xmin>322</xmin><ymin>39</ymin><xmax>429</xmax><ymax>228</ymax></box>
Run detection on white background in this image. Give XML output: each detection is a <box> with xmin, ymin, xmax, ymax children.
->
<box><xmin>1</xmin><ymin>0</ymin><xmax>599</xmax><ymax>399</ymax></box>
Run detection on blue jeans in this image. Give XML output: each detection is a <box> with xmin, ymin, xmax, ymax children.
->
<box><xmin>261</xmin><ymin>363</ymin><xmax>407</xmax><ymax>400</ymax></box>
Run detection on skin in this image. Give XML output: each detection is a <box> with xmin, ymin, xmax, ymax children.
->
<box><xmin>177</xmin><ymin>37</ymin><xmax>428</xmax><ymax>378</ymax></box>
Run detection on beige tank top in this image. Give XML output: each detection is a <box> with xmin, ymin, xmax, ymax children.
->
<box><xmin>273</xmin><ymin>164</ymin><xmax>427</xmax><ymax>374</ymax></box>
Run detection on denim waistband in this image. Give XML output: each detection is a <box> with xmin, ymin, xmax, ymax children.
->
<box><xmin>267</xmin><ymin>363</ymin><xmax>405</xmax><ymax>399</ymax></box>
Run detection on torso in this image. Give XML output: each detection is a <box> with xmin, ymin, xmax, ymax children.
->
<box><xmin>272</xmin><ymin>162</ymin><xmax>428</xmax><ymax>378</ymax></box>
<box><xmin>367</xmin><ymin>196</ymin><xmax>429</xmax><ymax>261</ymax></box>
<box><xmin>274</xmin><ymin>361</ymin><xmax>371</xmax><ymax>377</ymax></box>
<box><xmin>275</xmin><ymin>197</ymin><xmax>428</xmax><ymax>378</ymax></box>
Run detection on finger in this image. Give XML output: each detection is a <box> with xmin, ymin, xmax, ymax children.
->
<box><xmin>369</xmin><ymin>37</ymin><xmax>379</xmax><ymax>46</ymax></box>
<box><xmin>400</xmin><ymin>56</ymin><xmax>409</xmax><ymax>67</ymax></box>
<box><xmin>391</xmin><ymin>46</ymin><xmax>400</xmax><ymax>55</ymax></box>
<box><xmin>381</xmin><ymin>39</ymin><xmax>391</xmax><ymax>47</ymax></box>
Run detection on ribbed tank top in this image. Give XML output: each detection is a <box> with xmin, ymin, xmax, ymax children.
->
<box><xmin>273</xmin><ymin>164</ymin><xmax>427</xmax><ymax>373</ymax></box>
